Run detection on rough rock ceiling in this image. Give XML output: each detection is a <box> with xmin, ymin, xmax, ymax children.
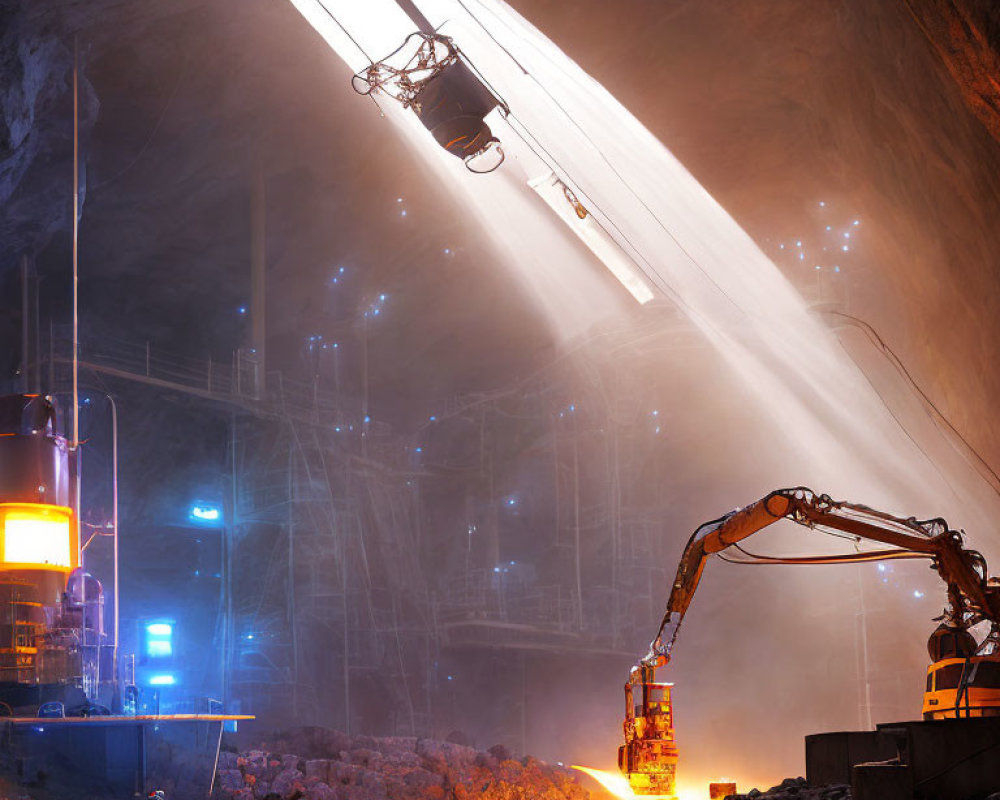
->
<box><xmin>2</xmin><ymin>0</ymin><xmax>1000</xmax><ymax>454</ymax></box>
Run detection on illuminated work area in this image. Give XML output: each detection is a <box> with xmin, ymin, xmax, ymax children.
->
<box><xmin>2</xmin><ymin>1</ymin><xmax>1000</xmax><ymax>799</ymax></box>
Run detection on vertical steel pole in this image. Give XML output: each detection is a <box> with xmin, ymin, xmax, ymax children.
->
<box><xmin>20</xmin><ymin>255</ymin><xmax>29</xmax><ymax>393</ymax></box>
<box><xmin>72</xmin><ymin>38</ymin><xmax>82</xmax><ymax>569</ymax></box>
<box><xmin>72</xmin><ymin>37</ymin><xmax>79</xmax><ymax>450</ymax></box>
<box><xmin>110</xmin><ymin>394</ymin><xmax>119</xmax><ymax>684</ymax></box>
<box><xmin>251</xmin><ymin>166</ymin><xmax>266</xmax><ymax>398</ymax></box>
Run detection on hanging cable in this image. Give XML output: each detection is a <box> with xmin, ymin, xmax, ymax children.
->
<box><xmin>314</xmin><ymin>0</ymin><xmax>375</xmax><ymax>65</ymax></box>
<box><xmin>826</xmin><ymin>309</ymin><xmax>1000</xmax><ymax>496</ymax></box>
<box><xmin>450</xmin><ymin>0</ymin><xmax>745</xmax><ymax>314</ymax></box>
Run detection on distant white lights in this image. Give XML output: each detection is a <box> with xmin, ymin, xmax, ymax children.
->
<box><xmin>914</xmin><ymin>590</ymin><xmax>925</xmax><ymax>599</ymax></box>
<box><xmin>365</xmin><ymin>294</ymin><xmax>388</xmax><ymax>318</ymax></box>
<box><xmin>842</xmin><ymin>245</ymin><xmax>849</xmax><ymax>252</ymax></box>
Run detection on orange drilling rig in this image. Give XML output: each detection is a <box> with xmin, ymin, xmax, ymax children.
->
<box><xmin>619</xmin><ymin>487</ymin><xmax>1000</xmax><ymax>796</ymax></box>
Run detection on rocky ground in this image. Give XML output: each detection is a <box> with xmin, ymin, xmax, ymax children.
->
<box><xmin>211</xmin><ymin>729</ymin><xmax>590</xmax><ymax>800</ymax></box>
<box><xmin>725</xmin><ymin>777</ymin><xmax>850</xmax><ymax>800</ymax></box>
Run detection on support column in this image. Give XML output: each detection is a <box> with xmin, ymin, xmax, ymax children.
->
<box><xmin>251</xmin><ymin>166</ymin><xmax>267</xmax><ymax>398</ymax></box>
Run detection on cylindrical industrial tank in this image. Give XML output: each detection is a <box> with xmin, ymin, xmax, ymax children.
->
<box><xmin>0</xmin><ymin>395</ymin><xmax>81</xmax><ymax>689</ymax></box>
<box><xmin>0</xmin><ymin>394</ymin><xmax>73</xmax><ymax>507</ymax></box>
<box><xmin>66</xmin><ymin>567</ymin><xmax>106</xmax><ymax>641</ymax></box>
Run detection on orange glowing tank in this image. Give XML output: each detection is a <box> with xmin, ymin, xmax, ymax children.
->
<box><xmin>619</xmin><ymin>664</ymin><xmax>679</xmax><ymax>796</ymax></box>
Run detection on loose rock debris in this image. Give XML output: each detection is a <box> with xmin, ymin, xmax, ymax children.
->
<box><xmin>726</xmin><ymin>777</ymin><xmax>850</xmax><ymax>800</ymax></box>
<box><xmin>213</xmin><ymin>729</ymin><xmax>591</xmax><ymax>800</ymax></box>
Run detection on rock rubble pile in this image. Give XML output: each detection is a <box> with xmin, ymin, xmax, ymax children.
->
<box><xmin>726</xmin><ymin>777</ymin><xmax>849</xmax><ymax>800</ymax></box>
<box><xmin>213</xmin><ymin>729</ymin><xmax>590</xmax><ymax>800</ymax></box>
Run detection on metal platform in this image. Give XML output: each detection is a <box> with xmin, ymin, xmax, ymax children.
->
<box><xmin>806</xmin><ymin>717</ymin><xmax>1000</xmax><ymax>799</ymax></box>
<box><xmin>0</xmin><ymin>714</ymin><xmax>252</xmax><ymax>799</ymax></box>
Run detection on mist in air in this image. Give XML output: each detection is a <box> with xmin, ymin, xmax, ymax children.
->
<box><xmin>5</xmin><ymin>0</ymin><xmax>1000</xmax><ymax>795</ymax></box>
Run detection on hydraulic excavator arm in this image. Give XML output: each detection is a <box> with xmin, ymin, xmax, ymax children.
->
<box><xmin>644</xmin><ymin>486</ymin><xmax>1000</xmax><ymax>668</ymax></box>
<box><xmin>620</xmin><ymin>487</ymin><xmax>1000</xmax><ymax>796</ymax></box>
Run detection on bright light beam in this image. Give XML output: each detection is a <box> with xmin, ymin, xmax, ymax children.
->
<box><xmin>529</xmin><ymin>171</ymin><xmax>654</xmax><ymax>304</ymax></box>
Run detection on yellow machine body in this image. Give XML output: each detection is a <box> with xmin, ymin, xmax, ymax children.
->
<box><xmin>619</xmin><ymin>669</ymin><xmax>679</xmax><ymax>797</ymax></box>
<box><xmin>923</xmin><ymin>655</ymin><xmax>1000</xmax><ymax>719</ymax></box>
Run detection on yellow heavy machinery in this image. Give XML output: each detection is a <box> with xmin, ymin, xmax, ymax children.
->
<box><xmin>620</xmin><ymin>487</ymin><xmax>1000</xmax><ymax>796</ymax></box>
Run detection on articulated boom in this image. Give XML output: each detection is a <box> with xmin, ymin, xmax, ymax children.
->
<box><xmin>620</xmin><ymin>487</ymin><xmax>1000</xmax><ymax>797</ymax></box>
<box><xmin>649</xmin><ymin>487</ymin><xmax>1000</xmax><ymax>667</ymax></box>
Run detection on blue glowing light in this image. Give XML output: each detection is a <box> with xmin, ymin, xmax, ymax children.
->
<box><xmin>401</xmin><ymin>210</ymin><xmax>407</xmax><ymax>217</ymax></box>
<box><xmin>189</xmin><ymin>504</ymin><xmax>221</xmax><ymax>523</ymax></box>
<box><xmin>415</xmin><ymin>447</ymin><xmax>423</xmax><ymax>453</ymax></box>
<box><xmin>506</xmin><ymin>497</ymin><xmax>517</xmax><ymax>506</ymax></box>
<box><xmin>853</xmin><ymin>219</ymin><xmax>860</xmax><ymax>226</ymax></box>
<box><xmin>147</xmin><ymin>623</ymin><xmax>172</xmax><ymax>637</ymax></box>
<box><xmin>569</xmin><ymin>404</ymin><xmax>575</xmax><ymax>412</ymax></box>
<box><xmin>798</xmin><ymin>253</ymin><xmax>804</xmax><ymax>261</ymax></box>
<box><xmin>364</xmin><ymin>415</ymin><xmax>371</xmax><ymax>424</ymax></box>
<box><xmin>834</xmin><ymin>266</ymin><xmax>841</xmax><ymax>273</ymax></box>
<box><xmin>447</xmin><ymin>675</ymin><xmax>453</xmax><ymax>681</ymax></box>
<box><xmin>914</xmin><ymin>590</ymin><xmax>924</xmax><ymax>599</ymax></box>
<box><xmin>145</xmin><ymin>622</ymin><xmax>173</xmax><ymax>659</ymax></box>
<box><xmin>147</xmin><ymin>640</ymin><xmax>172</xmax><ymax>658</ymax></box>
<box><xmin>825</xmin><ymin>226</ymin><xmax>832</xmax><ymax>231</ymax></box>
<box><xmin>335</xmin><ymin>426</ymin><xmax>342</xmax><ymax>433</ymax></box>
<box><xmin>238</xmin><ymin>306</ymin><xmax>247</xmax><ymax>315</ymax></box>
<box><xmin>339</xmin><ymin>267</ymin><xmax>346</xmax><ymax>274</ymax></box>
<box><xmin>429</xmin><ymin>415</ymin><xmax>436</xmax><ymax>422</ymax></box>
<box><xmin>796</xmin><ymin>241</ymin><xmax>802</xmax><ymax>247</ymax></box>
<box><xmin>149</xmin><ymin>674</ymin><xmax>176</xmax><ymax>686</ymax></box>
<box><xmin>379</xmin><ymin>294</ymin><xmax>386</xmax><ymax>301</ymax></box>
